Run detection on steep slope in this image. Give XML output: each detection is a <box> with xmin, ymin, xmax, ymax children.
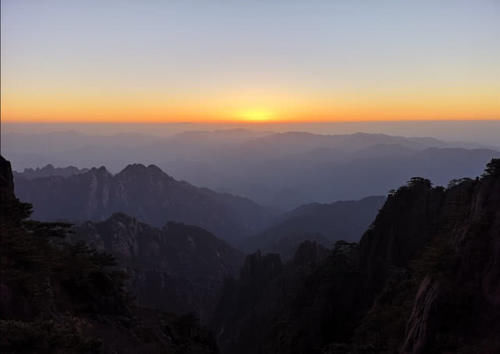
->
<box><xmin>74</xmin><ymin>214</ymin><xmax>244</xmax><ymax>321</ymax></box>
<box><xmin>211</xmin><ymin>159</ymin><xmax>500</xmax><ymax>354</ymax></box>
<box><xmin>14</xmin><ymin>163</ymin><xmax>273</xmax><ymax>243</ymax></box>
<box><xmin>242</xmin><ymin>196</ymin><xmax>385</xmax><ymax>259</ymax></box>
<box><xmin>0</xmin><ymin>155</ymin><xmax>218</xmax><ymax>354</ymax></box>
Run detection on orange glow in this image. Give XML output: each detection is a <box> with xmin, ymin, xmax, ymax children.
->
<box><xmin>235</xmin><ymin>109</ymin><xmax>276</xmax><ymax>122</ymax></box>
<box><xmin>2</xmin><ymin>0</ymin><xmax>500</xmax><ymax>124</ymax></box>
<box><xmin>1</xmin><ymin>86</ymin><xmax>499</xmax><ymax>123</ymax></box>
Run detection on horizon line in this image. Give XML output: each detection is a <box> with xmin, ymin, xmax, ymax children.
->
<box><xmin>3</xmin><ymin>118</ymin><xmax>500</xmax><ymax>125</ymax></box>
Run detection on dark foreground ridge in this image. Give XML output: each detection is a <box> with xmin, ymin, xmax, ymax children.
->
<box><xmin>211</xmin><ymin>159</ymin><xmax>500</xmax><ymax>354</ymax></box>
<box><xmin>2</xmin><ymin>153</ymin><xmax>500</xmax><ymax>353</ymax></box>
<box><xmin>0</xmin><ymin>155</ymin><xmax>218</xmax><ymax>354</ymax></box>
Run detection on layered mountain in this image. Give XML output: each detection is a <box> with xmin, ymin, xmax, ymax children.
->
<box><xmin>242</xmin><ymin>196</ymin><xmax>385</xmax><ymax>259</ymax></box>
<box><xmin>14</xmin><ymin>163</ymin><xmax>273</xmax><ymax>243</ymax></box>
<box><xmin>73</xmin><ymin>214</ymin><xmax>244</xmax><ymax>321</ymax></box>
<box><xmin>211</xmin><ymin>159</ymin><xmax>500</xmax><ymax>354</ymax></box>
<box><xmin>0</xmin><ymin>155</ymin><xmax>218</xmax><ymax>354</ymax></box>
<box><xmin>5</xmin><ymin>129</ymin><xmax>498</xmax><ymax>209</ymax></box>
<box><xmin>153</xmin><ymin>132</ymin><xmax>499</xmax><ymax>209</ymax></box>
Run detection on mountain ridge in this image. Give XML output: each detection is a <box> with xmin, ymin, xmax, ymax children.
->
<box><xmin>241</xmin><ymin>196</ymin><xmax>385</xmax><ymax>259</ymax></box>
<box><xmin>14</xmin><ymin>163</ymin><xmax>274</xmax><ymax>243</ymax></box>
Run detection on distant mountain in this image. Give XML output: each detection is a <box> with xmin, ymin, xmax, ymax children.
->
<box><xmin>73</xmin><ymin>214</ymin><xmax>244</xmax><ymax>321</ymax></box>
<box><xmin>0</xmin><ymin>155</ymin><xmax>218</xmax><ymax>354</ymax></box>
<box><xmin>211</xmin><ymin>159</ymin><xmax>500</xmax><ymax>354</ymax></box>
<box><xmin>14</xmin><ymin>163</ymin><xmax>273</xmax><ymax>243</ymax></box>
<box><xmin>242</xmin><ymin>196</ymin><xmax>385</xmax><ymax>259</ymax></box>
<box><xmin>158</xmin><ymin>132</ymin><xmax>498</xmax><ymax>208</ymax></box>
<box><xmin>5</xmin><ymin>130</ymin><xmax>499</xmax><ymax>209</ymax></box>
<box><xmin>13</xmin><ymin>164</ymin><xmax>89</xmax><ymax>179</ymax></box>
<box><xmin>236</xmin><ymin>131</ymin><xmax>448</xmax><ymax>157</ymax></box>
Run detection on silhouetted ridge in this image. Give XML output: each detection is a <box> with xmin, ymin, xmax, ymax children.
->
<box><xmin>211</xmin><ymin>159</ymin><xmax>500</xmax><ymax>354</ymax></box>
<box><xmin>13</xmin><ymin>164</ymin><xmax>89</xmax><ymax>179</ymax></box>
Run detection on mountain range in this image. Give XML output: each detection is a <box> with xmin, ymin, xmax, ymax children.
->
<box><xmin>5</xmin><ymin>130</ymin><xmax>498</xmax><ymax>209</ymax></box>
<box><xmin>13</xmin><ymin>164</ymin><xmax>89</xmax><ymax>179</ymax></box>
<box><xmin>0</xmin><ymin>155</ymin><xmax>218</xmax><ymax>354</ymax></box>
<box><xmin>14</xmin><ymin>163</ymin><xmax>273</xmax><ymax>244</ymax></box>
<box><xmin>3</xmin><ymin>151</ymin><xmax>500</xmax><ymax>353</ymax></box>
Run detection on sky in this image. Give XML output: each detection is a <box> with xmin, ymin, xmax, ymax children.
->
<box><xmin>1</xmin><ymin>0</ymin><xmax>500</xmax><ymax>123</ymax></box>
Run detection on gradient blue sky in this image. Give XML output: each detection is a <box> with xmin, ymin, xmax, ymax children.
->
<box><xmin>2</xmin><ymin>0</ymin><xmax>499</xmax><ymax>122</ymax></box>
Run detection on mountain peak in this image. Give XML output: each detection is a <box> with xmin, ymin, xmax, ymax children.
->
<box><xmin>118</xmin><ymin>163</ymin><xmax>170</xmax><ymax>179</ymax></box>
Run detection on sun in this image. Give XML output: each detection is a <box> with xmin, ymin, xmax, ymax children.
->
<box><xmin>237</xmin><ymin>109</ymin><xmax>276</xmax><ymax>122</ymax></box>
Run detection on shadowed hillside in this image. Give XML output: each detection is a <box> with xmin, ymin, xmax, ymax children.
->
<box><xmin>242</xmin><ymin>196</ymin><xmax>385</xmax><ymax>259</ymax></box>
<box><xmin>73</xmin><ymin>214</ymin><xmax>244</xmax><ymax>322</ymax></box>
<box><xmin>0</xmin><ymin>155</ymin><xmax>219</xmax><ymax>353</ymax></box>
<box><xmin>211</xmin><ymin>159</ymin><xmax>500</xmax><ymax>354</ymax></box>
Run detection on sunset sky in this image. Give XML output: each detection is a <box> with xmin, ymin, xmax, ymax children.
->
<box><xmin>1</xmin><ymin>0</ymin><xmax>499</xmax><ymax>123</ymax></box>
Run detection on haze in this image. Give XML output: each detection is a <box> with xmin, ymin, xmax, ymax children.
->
<box><xmin>4</xmin><ymin>121</ymin><xmax>499</xmax><ymax>210</ymax></box>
